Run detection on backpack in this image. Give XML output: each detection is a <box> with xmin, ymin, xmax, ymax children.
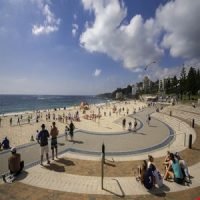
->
<box><xmin>38</xmin><ymin>130</ymin><xmax>49</xmax><ymax>146</ymax></box>
<box><xmin>143</xmin><ymin>168</ymin><xmax>154</xmax><ymax>190</ymax></box>
<box><xmin>153</xmin><ymin>169</ymin><xmax>163</xmax><ymax>188</ymax></box>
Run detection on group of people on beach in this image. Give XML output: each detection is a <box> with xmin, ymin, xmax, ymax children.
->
<box><xmin>36</xmin><ymin>121</ymin><xmax>75</xmax><ymax>165</ymax></box>
<box><xmin>122</xmin><ymin>118</ymin><xmax>138</xmax><ymax>132</ymax></box>
<box><xmin>135</xmin><ymin>152</ymin><xmax>190</xmax><ymax>190</ymax></box>
<box><xmin>2</xmin><ymin>120</ymin><xmax>75</xmax><ymax>183</ymax></box>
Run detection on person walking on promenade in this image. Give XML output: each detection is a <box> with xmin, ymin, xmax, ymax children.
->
<box><xmin>0</xmin><ymin>117</ymin><xmax>2</xmax><ymax>127</ymax></box>
<box><xmin>122</xmin><ymin>118</ymin><xmax>126</xmax><ymax>129</ymax></box>
<box><xmin>128</xmin><ymin>121</ymin><xmax>132</xmax><ymax>131</ymax></box>
<box><xmin>50</xmin><ymin>122</ymin><xmax>59</xmax><ymax>160</ymax></box>
<box><xmin>10</xmin><ymin>118</ymin><xmax>12</xmax><ymax>126</ymax></box>
<box><xmin>65</xmin><ymin>125</ymin><xmax>69</xmax><ymax>142</ymax></box>
<box><xmin>134</xmin><ymin>118</ymin><xmax>137</xmax><ymax>132</ymax></box>
<box><xmin>69</xmin><ymin>121</ymin><xmax>75</xmax><ymax>142</ymax></box>
<box><xmin>17</xmin><ymin>117</ymin><xmax>20</xmax><ymax>126</ymax></box>
<box><xmin>37</xmin><ymin>124</ymin><xmax>50</xmax><ymax>165</ymax></box>
<box><xmin>2</xmin><ymin>147</ymin><xmax>24</xmax><ymax>183</ymax></box>
<box><xmin>147</xmin><ymin>115</ymin><xmax>151</xmax><ymax>126</ymax></box>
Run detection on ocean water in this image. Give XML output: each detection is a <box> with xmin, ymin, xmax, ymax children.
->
<box><xmin>0</xmin><ymin>95</ymin><xmax>108</xmax><ymax>115</ymax></box>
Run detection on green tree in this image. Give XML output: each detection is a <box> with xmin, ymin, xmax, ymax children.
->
<box><xmin>172</xmin><ymin>75</ymin><xmax>178</xmax><ymax>94</ymax></box>
<box><xmin>179</xmin><ymin>67</ymin><xmax>187</xmax><ymax>100</ymax></box>
<box><xmin>165</xmin><ymin>77</ymin><xmax>171</xmax><ymax>94</ymax></box>
<box><xmin>197</xmin><ymin>69</ymin><xmax>200</xmax><ymax>92</ymax></box>
<box><xmin>187</xmin><ymin>67</ymin><xmax>197</xmax><ymax>99</ymax></box>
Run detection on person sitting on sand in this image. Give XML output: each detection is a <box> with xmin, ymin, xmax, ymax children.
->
<box><xmin>147</xmin><ymin>155</ymin><xmax>163</xmax><ymax>188</ymax></box>
<box><xmin>2</xmin><ymin>137</ymin><xmax>10</xmax><ymax>150</ymax></box>
<box><xmin>30</xmin><ymin>135</ymin><xmax>35</xmax><ymax>141</ymax></box>
<box><xmin>2</xmin><ymin>147</ymin><xmax>24</xmax><ymax>183</ymax></box>
<box><xmin>135</xmin><ymin>160</ymin><xmax>147</xmax><ymax>184</ymax></box>
<box><xmin>175</xmin><ymin>152</ymin><xmax>190</xmax><ymax>183</ymax></box>
<box><xmin>164</xmin><ymin>153</ymin><xmax>184</xmax><ymax>184</ymax></box>
<box><xmin>163</xmin><ymin>151</ymin><xmax>172</xmax><ymax>170</ymax></box>
<box><xmin>136</xmin><ymin>159</ymin><xmax>154</xmax><ymax>190</ymax></box>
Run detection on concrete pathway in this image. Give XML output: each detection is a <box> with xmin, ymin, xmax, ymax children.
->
<box><xmin>0</xmin><ymin>107</ymin><xmax>173</xmax><ymax>175</ymax></box>
<box><xmin>1</xmin><ymin>105</ymin><xmax>200</xmax><ymax>197</ymax></box>
<box><xmin>17</xmin><ymin>156</ymin><xmax>200</xmax><ymax>195</ymax></box>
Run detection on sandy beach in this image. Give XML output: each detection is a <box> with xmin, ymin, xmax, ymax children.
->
<box><xmin>0</xmin><ymin>100</ymin><xmax>147</xmax><ymax>148</ymax></box>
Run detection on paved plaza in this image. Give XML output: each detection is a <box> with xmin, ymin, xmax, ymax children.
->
<box><xmin>0</xmin><ymin>104</ymin><xmax>200</xmax><ymax>199</ymax></box>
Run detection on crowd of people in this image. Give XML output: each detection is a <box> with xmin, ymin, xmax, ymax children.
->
<box><xmin>135</xmin><ymin>152</ymin><xmax>191</xmax><ymax>190</ymax></box>
<box><xmin>2</xmin><ymin>120</ymin><xmax>75</xmax><ymax>182</ymax></box>
<box><xmin>0</xmin><ymin>101</ymin><xmax>193</xmax><ymax>188</ymax></box>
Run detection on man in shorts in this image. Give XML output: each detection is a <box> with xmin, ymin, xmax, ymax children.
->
<box><xmin>50</xmin><ymin>122</ymin><xmax>59</xmax><ymax>160</ymax></box>
<box><xmin>37</xmin><ymin>124</ymin><xmax>50</xmax><ymax>165</ymax></box>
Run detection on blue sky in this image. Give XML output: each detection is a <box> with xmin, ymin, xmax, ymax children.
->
<box><xmin>0</xmin><ymin>0</ymin><xmax>200</xmax><ymax>95</ymax></box>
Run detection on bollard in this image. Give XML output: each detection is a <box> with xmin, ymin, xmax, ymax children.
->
<box><xmin>102</xmin><ymin>143</ymin><xmax>105</xmax><ymax>154</ymax></box>
<box><xmin>101</xmin><ymin>143</ymin><xmax>105</xmax><ymax>190</ymax></box>
<box><xmin>102</xmin><ymin>143</ymin><xmax>105</xmax><ymax>163</ymax></box>
<box><xmin>101</xmin><ymin>153</ymin><xmax>104</xmax><ymax>189</ymax></box>
<box><xmin>170</xmin><ymin>111</ymin><xmax>172</xmax><ymax>116</ymax></box>
<box><xmin>192</xmin><ymin>119</ymin><xmax>195</xmax><ymax>128</ymax></box>
<box><xmin>189</xmin><ymin>134</ymin><xmax>192</xmax><ymax>149</ymax></box>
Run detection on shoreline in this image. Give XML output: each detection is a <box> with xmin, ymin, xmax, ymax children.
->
<box><xmin>0</xmin><ymin>94</ymin><xmax>111</xmax><ymax>116</ymax></box>
<box><xmin>0</xmin><ymin>99</ymin><xmax>147</xmax><ymax>148</ymax></box>
<box><xmin>0</xmin><ymin>100</ymin><xmax>115</xmax><ymax>117</ymax></box>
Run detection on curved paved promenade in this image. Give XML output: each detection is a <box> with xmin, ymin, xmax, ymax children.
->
<box><xmin>0</xmin><ymin>107</ymin><xmax>173</xmax><ymax>175</ymax></box>
<box><xmin>1</xmin><ymin>104</ymin><xmax>200</xmax><ymax>199</ymax></box>
<box><xmin>17</xmin><ymin>158</ymin><xmax>200</xmax><ymax>195</ymax></box>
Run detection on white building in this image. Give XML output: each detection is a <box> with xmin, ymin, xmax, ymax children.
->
<box><xmin>143</xmin><ymin>76</ymin><xmax>151</xmax><ymax>91</ymax></box>
<box><xmin>132</xmin><ymin>85</ymin><xmax>137</xmax><ymax>95</ymax></box>
<box><xmin>116</xmin><ymin>92</ymin><xmax>123</xmax><ymax>99</ymax></box>
<box><xmin>159</xmin><ymin>78</ymin><xmax>172</xmax><ymax>92</ymax></box>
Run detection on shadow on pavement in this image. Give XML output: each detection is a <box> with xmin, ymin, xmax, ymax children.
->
<box><xmin>44</xmin><ymin>163</ymin><xmax>65</xmax><ymax>172</ymax></box>
<box><xmin>103</xmin><ymin>179</ymin><xmax>125</xmax><ymax>198</ymax></box>
<box><xmin>149</xmin><ymin>125</ymin><xmax>157</xmax><ymax>128</ymax></box>
<box><xmin>56</xmin><ymin>158</ymin><xmax>75</xmax><ymax>166</ymax></box>
<box><xmin>136</xmin><ymin>132</ymin><xmax>146</xmax><ymax>135</ymax></box>
<box><xmin>148</xmin><ymin>184</ymin><xmax>170</xmax><ymax>197</ymax></box>
<box><xmin>69</xmin><ymin>140</ymin><xmax>83</xmax><ymax>144</ymax></box>
<box><xmin>16</xmin><ymin>171</ymin><xmax>28</xmax><ymax>181</ymax></box>
<box><xmin>58</xmin><ymin>142</ymin><xmax>65</xmax><ymax>146</ymax></box>
<box><xmin>105</xmin><ymin>161</ymin><xmax>116</xmax><ymax>167</ymax></box>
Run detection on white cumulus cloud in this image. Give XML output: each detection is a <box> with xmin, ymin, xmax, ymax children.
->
<box><xmin>80</xmin><ymin>0</ymin><xmax>200</xmax><ymax>70</ymax></box>
<box><xmin>156</xmin><ymin>0</ymin><xmax>200</xmax><ymax>61</ymax></box>
<box><xmin>80</xmin><ymin>0</ymin><xmax>163</xmax><ymax>69</ymax></box>
<box><xmin>93</xmin><ymin>69</ymin><xmax>101</xmax><ymax>77</ymax></box>
<box><xmin>32</xmin><ymin>0</ymin><xmax>60</xmax><ymax>35</ymax></box>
